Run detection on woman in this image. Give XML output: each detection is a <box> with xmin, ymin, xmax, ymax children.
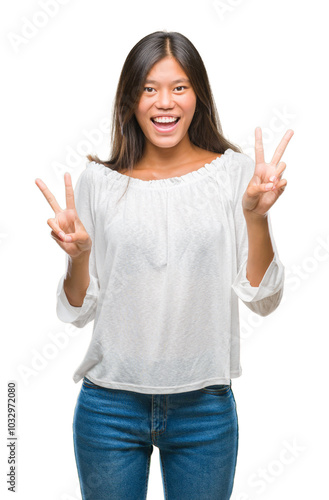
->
<box><xmin>36</xmin><ymin>31</ymin><xmax>293</xmax><ymax>500</ymax></box>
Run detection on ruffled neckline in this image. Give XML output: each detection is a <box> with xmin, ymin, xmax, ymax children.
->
<box><xmin>92</xmin><ymin>148</ymin><xmax>234</xmax><ymax>189</ymax></box>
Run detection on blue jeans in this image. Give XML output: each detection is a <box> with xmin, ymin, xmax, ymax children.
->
<box><xmin>73</xmin><ymin>377</ymin><xmax>239</xmax><ymax>500</ymax></box>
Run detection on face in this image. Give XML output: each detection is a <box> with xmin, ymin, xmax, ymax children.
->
<box><xmin>134</xmin><ymin>56</ymin><xmax>197</xmax><ymax>149</ymax></box>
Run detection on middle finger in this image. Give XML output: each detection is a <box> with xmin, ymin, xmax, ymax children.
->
<box><xmin>64</xmin><ymin>172</ymin><xmax>76</xmax><ymax>211</ymax></box>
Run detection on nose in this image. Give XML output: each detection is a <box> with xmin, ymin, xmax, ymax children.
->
<box><xmin>155</xmin><ymin>89</ymin><xmax>174</xmax><ymax>110</ymax></box>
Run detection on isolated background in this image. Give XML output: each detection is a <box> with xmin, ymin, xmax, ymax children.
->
<box><xmin>1</xmin><ymin>0</ymin><xmax>328</xmax><ymax>498</ymax></box>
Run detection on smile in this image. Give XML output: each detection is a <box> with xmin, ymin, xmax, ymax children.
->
<box><xmin>150</xmin><ymin>117</ymin><xmax>181</xmax><ymax>133</ymax></box>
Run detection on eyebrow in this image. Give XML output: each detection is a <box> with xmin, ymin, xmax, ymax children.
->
<box><xmin>144</xmin><ymin>78</ymin><xmax>190</xmax><ymax>84</ymax></box>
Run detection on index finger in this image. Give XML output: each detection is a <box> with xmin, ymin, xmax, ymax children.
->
<box><xmin>270</xmin><ymin>129</ymin><xmax>294</xmax><ymax>166</ymax></box>
<box><xmin>35</xmin><ymin>177</ymin><xmax>62</xmax><ymax>215</ymax></box>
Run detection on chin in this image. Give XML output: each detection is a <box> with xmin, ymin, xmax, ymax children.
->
<box><xmin>148</xmin><ymin>138</ymin><xmax>182</xmax><ymax>148</ymax></box>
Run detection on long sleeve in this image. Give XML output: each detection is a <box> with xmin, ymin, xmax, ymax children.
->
<box><xmin>230</xmin><ymin>153</ymin><xmax>285</xmax><ymax>317</ymax></box>
<box><xmin>56</xmin><ymin>163</ymin><xmax>100</xmax><ymax>327</ymax></box>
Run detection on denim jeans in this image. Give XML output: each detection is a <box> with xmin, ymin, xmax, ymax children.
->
<box><xmin>73</xmin><ymin>377</ymin><xmax>239</xmax><ymax>500</ymax></box>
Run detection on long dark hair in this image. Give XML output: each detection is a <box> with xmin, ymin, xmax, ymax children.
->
<box><xmin>87</xmin><ymin>30</ymin><xmax>242</xmax><ymax>195</ymax></box>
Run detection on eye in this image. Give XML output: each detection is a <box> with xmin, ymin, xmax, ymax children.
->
<box><xmin>143</xmin><ymin>86</ymin><xmax>188</xmax><ymax>93</ymax></box>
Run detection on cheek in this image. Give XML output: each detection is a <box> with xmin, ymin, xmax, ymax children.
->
<box><xmin>134</xmin><ymin>110</ymin><xmax>148</xmax><ymax>132</ymax></box>
<box><xmin>135</xmin><ymin>97</ymin><xmax>149</xmax><ymax>118</ymax></box>
<box><xmin>183</xmin><ymin>95</ymin><xmax>197</xmax><ymax>116</ymax></box>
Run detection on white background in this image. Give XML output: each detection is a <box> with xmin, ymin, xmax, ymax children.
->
<box><xmin>1</xmin><ymin>0</ymin><xmax>328</xmax><ymax>498</ymax></box>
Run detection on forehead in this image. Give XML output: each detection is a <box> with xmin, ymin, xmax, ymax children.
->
<box><xmin>145</xmin><ymin>57</ymin><xmax>189</xmax><ymax>83</ymax></box>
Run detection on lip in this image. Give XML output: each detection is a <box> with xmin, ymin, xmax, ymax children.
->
<box><xmin>151</xmin><ymin>114</ymin><xmax>180</xmax><ymax>119</ymax></box>
<box><xmin>151</xmin><ymin>117</ymin><xmax>181</xmax><ymax>133</ymax></box>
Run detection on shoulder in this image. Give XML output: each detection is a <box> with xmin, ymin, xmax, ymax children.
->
<box><xmin>85</xmin><ymin>159</ymin><xmax>109</xmax><ymax>176</ymax></box>
<box><xmin>84</xmin><ymin>159</ymin><xmax>124</xmax><ymax>182</ymax></box>
<box><xmin>225</xmin><ymin>149</ymin><xmax>254</xmax><ymax>168</ymax></box>
<box><xmin>74</xmin><ymin>159</ymin><xmax>109</xmax><ymax>196</ymax></box>
<box><xmin>76</xmin><ymin>160</ymin><xmax>116</xmax><ymax>188</ymax></box>
<box><xmin>212</xmin><ymin>149</ymin><xmax>254</xmax><ymax>178</ymax></box>
<box><xmin>214</xmin><ymin>149</ymin><xmax>255</xmax><ymax>201</ymax></box>
<box><xmin>221</xmin><ymin>149</ymin><xmax>255</xmax><ymax>181</ymax></box>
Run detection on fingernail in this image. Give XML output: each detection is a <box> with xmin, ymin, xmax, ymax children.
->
<box><xmin>269</xmin><ymin>175</ymin><xmax>277</xmax><ymax>182</ymax></box>
<box><xmin>66</xmin><ymin>235</ymin><xmax>72</xmax><ymax>242</ymax></box>
<box><xmin>59</xmin><ymin>231</ymin><xmax>65</xmax><ymax>239</ymax></box>
<box><xmin>265</xmin><ymin>182</ymin><xmax>273</xmax><ymax>190</ymax></box>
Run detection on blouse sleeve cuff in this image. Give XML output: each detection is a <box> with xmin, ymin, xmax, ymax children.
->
<box><xmin>56</xmin><ymin>273</ymin><xmax>99</xmax><ymax>323</ymax></box>
<box><xmin>231</xmin><ymin>252</ymin><xmax>284</xmax><ymax>303</ymax></box>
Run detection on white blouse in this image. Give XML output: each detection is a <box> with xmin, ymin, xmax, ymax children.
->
<box><xmin>56</xmin><ymin>148</ymin><xmax>284</xmax><ymax>394</ymax></box>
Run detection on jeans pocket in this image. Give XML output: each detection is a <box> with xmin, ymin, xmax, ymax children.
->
<box><xmin>200</xmin><ymin>384</ymin><xmax>231</xmax><ymax>395</ymax></box>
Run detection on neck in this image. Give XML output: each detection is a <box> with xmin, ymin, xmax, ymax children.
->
<box><xmin>137</xmin><ymin>135</ymin><xmax>201</xmax><ymax>171</ymax></box>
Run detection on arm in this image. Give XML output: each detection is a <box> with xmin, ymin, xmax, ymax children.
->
<box><xmin>231</xmin><ymin>156</ymin><xmax>284</xmax><ymax>317</ymax></box>
<box><xmin>56</xmin><ymin>164</ymin><xmax>100</xmax><ymax>327</ymax></box>
<box><xmin>231</xmin><ymin>127</ymin><xmax>293</xmax><ymax>316</ymax></box>
<box><xmin>63</xmin><ymin>249</ymin><xmax>91</xmax><ymax>306</ymax></box>
<box><xmin>243</xmin><ymin>210</ymin><xmax>274</xmax><ymax>287</ymax></box>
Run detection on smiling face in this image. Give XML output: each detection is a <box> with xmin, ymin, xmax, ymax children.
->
<box><xmin>134</xmin><ymin>56</ymin><xmax>197</xmax><ymax>149</ymax></box>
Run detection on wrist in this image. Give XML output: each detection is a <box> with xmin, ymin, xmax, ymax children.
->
<box><xmin>69</xmin><ymin>248</ymin><xmax>91</xmax><ymax>264</ymax></box>
<box><xmin>243</xmin><ymin>208</ymin><xmax>268</xmax><ymax>223</ymax></box>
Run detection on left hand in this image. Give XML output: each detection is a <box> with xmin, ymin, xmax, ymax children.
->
<box><xmin>242</xmin><ymin>127</ymin><xmax>294</xmax><ymax>217</ymax></box>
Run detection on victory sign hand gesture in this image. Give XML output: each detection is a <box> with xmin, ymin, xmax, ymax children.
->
<box><xmin>242</xmin><ymin>127</ymin><xmax>294</xmax><ymax>216</ymax></box>
<box><xmin>35</xmin><ymin>172</ymin><xmax>92</xmax><ymax>258</ymax></box>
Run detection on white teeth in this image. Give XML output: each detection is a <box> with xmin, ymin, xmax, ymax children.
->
<box><xmin>153</xmin><ymin>117</ymin><xmax>178</xmax><ymax>123</ymax></box>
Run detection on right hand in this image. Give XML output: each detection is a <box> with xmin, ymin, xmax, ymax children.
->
<box><xmin>35</xmin><ymin>172</ymin><xmax>92</xmax><ymax>259</ymax></box>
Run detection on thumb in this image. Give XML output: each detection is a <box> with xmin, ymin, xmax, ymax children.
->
<box><xmin>247</xmin><ymin>182</ymin><xmax>274</xmax><ymax>197</ymax></box>
<box><xmin>63</xmin><ymin>230</ymin><xmax>90</xmax><ymax>244</ymax></box>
